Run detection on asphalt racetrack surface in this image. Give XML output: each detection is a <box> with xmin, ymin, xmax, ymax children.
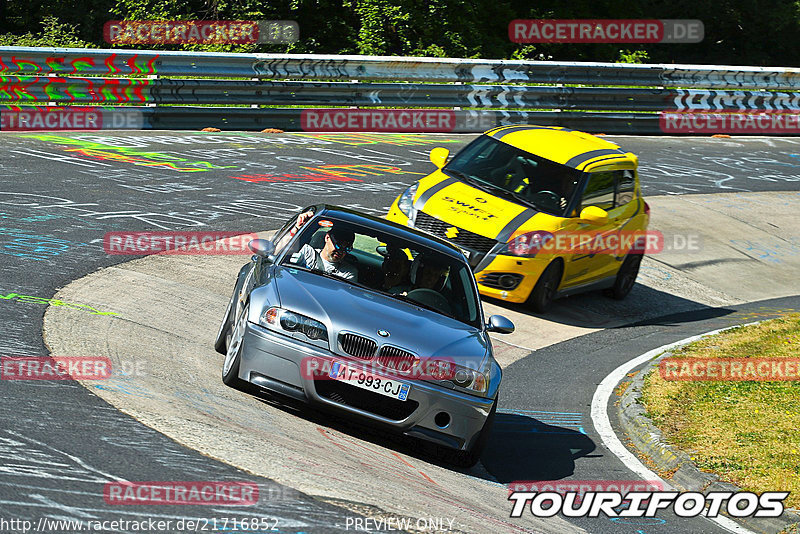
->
<box><xmin>1</xmin><ymin>131</ymin><xmax>800</xmax><ymax>534</ymax></box>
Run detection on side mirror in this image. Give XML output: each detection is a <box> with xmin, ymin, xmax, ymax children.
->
<box><xmin>429</xmin><ymin>147</ymin><xmax>450</xmax><ymax>169</ymax></box>
<box><xmin>578</xmin><ymin>206</ymin><xmax>609</xmax><ymax>225</ymax></box>
<box><xmin>486</xmin><ymin>315</ymin><xmax>515</xmax><ymax>334</ymax></box>
<box><xmin>248</xmin><ymin>239</ymin><xmax>275</xmax><ymax>259</ymax></box>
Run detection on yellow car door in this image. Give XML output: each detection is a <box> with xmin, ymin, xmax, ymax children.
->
<box><xmin>560</xmin><ymin>170</ymin><xmax>618</xmax><ymax>288</ymax></box>
<box><xmin>607</xmin><ymin>168</ymin><xmax>643</xmax><ymax>257</ymax></box>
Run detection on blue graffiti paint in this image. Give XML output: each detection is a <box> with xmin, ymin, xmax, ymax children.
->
<box><xmin>497</xmin><ymin>409</ymin><xmax>587</xmax><ymax>435</ymax></box>
<box><xmin>0</xmin><ymin>227</ymin><xmax>71</xmax><ymax>259</ymax></box>
<box><xmin>609</xmin><ymin>517</ymin><xmax>667</xmax><ymax>525</ymax></box>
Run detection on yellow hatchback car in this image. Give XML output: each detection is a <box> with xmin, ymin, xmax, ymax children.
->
<box><xmin>386</xmin><ymin>125</ymin><xmax>650</xmax><ymax>312</ymax></box>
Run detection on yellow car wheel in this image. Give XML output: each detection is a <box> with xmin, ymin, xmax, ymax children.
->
<box><xmin>526</xmin><ymin>260</ymin><xmax>562</xmax><ymax>313</ymax></box>
<box><xmin>606</xmin><ymin>253</ymin><xmax>643</xmax><ymax>300</ymax></box>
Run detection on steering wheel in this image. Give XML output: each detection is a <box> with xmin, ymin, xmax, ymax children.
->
<box><xmin>406</xmin><ymin>288</ymin><xmax>453</xmax><ymax>316</ymax></box>
<box><xmin>530</xmin><ymin>190</ymin><xmax>564</xmax><ymax>211</ymax></box>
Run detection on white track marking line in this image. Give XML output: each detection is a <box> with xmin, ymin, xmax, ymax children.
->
<box><xmin>590</xmin><ymin>323</ymin><xmax>761</xmax><ymax>534</ymax></box>
<box><xmin>5</xmin><ymin>430</ymin><xmax>129</xmax><ymax>483</ymax></box>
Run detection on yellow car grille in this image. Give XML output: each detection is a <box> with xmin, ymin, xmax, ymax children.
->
<box><xmin>414</xmin><ymin>212</ymin><xmax>496</xmax><ymax>254</ymax></box>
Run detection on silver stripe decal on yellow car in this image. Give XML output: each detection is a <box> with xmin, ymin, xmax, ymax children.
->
<box><xmin>496</xmin><ymin>207</ymin><xmax>539</xmax><ymax>242</ymax></box>
<box><xmin>413</xmin><ymin>177</ymin><xmax>459</xmax><ymax>210</ymax></box>
<box><xmin>565</xmin><ymin>149</ymin><xmax>625</xmax><ymax>169</ymax></box>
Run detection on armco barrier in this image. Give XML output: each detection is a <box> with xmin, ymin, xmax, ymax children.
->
<box><xmin>4</xmin><ymin>76</ymin><xmax>799</xmax><ymax>112</ymax></box>
<box><xmin>1</xmin><ymin>46</ymin><xmax>799</xmax><ymax>133</ymax></box>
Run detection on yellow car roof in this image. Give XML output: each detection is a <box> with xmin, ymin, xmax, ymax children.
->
<box><xmin>485</xmin><ymin>125</ymin><xmax>631</xmax><ymax>170</ymax></box>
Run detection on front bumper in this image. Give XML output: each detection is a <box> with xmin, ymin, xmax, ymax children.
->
<box><xmin>237</xmin><ymin>321</ymin><xmax>495</xmax><ymax>451</ymax></box>
<box><xmin>473</xmin><ymin>255</ymin><xmax>552</xmax><ymax>304</ymax></box>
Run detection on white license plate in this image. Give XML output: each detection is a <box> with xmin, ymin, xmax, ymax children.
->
<box><xmin>328</xmin><ymin>362</ymin><xmax>410</xmax><ymax>401</ymax></box>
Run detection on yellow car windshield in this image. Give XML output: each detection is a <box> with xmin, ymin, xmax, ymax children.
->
<box><xmin>444</xmin><ymin>136</ymin><xmax>582</xmax><ymax>215</ymax></box>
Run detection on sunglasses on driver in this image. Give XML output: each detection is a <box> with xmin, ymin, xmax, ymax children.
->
<box><xmin>328</xmin><ymin>232</ymin><xmax>353</xmax><ymax>253</ymax></box>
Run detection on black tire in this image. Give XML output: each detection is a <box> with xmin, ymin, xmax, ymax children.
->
<box><xmin>527</xmin><ymin>261</ymin><xmax>561</xmax><ymax>313</ymax></box>
<box><xmin>222</xmin><ymin>303</ymin><xmax>249</xmax><ymax>390</ymax></box>
<box><xmin>450</xmin><ymin>396</ymin><xmax>497</xmax><ymax>468</ymax></box>
<box><xmin>214</xmin><ymin>265</ymin><xmax>250</xmax><ymax>355</ymax></box>
<box><xmin>607</xmin><ymin>253</ymin><xmax>642</xmax><ymax>300</ymax></box>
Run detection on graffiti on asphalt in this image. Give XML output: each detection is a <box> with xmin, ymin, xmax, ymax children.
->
<box><xmin>0</xmin><ymin>291</ymin><xmax>118</xmax><ymax>315</ymax></box>
<box><xmin>0</xmin><ymin>228</ymin><xmax>71</xmax><ymax>260</ymax></box>
<box><xmin>640</xmin><ymin>147</ymin><xmax>800</xmax><ymax>195</ymax></box>
<box><xmin>15</xmin><ymin>135</ymin><xmax>237</xmax><ymax>172</ymax></box>
<box><xmin>0</xmin><ymin>192</ymin><xmax>207</xmax><ymax>229</ymax></box>
<box><xmin>63</xmin><ymin>133</ymin><xmax>336</xmax><ymax>148</ymax></box>
<box><xmin>230</xmin><ymin>164</ymin><xmax>423</xmax><ymax>183</ymax></box>
<box><xmin>295</xmin><ymin>132</ymin><xmax>462</xmax><ymax>146</ymax></box>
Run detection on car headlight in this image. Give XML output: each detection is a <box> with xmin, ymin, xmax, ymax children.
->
<box><xmin>397</xmin><ymin>183</ymin><xmax>418</xmax><ymax>216</ymax></box>
<box><xmin>424</xmin><ymin>359</ymin><xmax>489</xmax><ymax>394</ymax></box>
<box><xmin>499</xmin><ymin>230</ymin><xmax>554</xmax><ymax>258</ymax></box>
<box><xmin>260</xmin><ymin>307</ymin><xmax>328</xmax><ymax>342</ymax></box>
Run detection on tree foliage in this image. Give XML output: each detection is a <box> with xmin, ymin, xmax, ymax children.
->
<box><xmin>0</xmin><ymin>0</ymin><xmax>797</xmax><ymax>66</ymax></box>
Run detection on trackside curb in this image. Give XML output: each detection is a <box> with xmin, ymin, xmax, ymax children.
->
<box><xmin>615</xmin><ymin>330</ymin><xmax>800</xmax><ymax>534</ymax></box>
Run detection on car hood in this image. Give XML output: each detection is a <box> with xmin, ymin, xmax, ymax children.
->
<box><xmin>414</xmin><ymin>174</ymin><xmax>534</xmax><ymax>240</ymax></box>
<box><xmin>273</xmin><ymin>267</ymin><xmax>489</xmax><ymax>365</ymax></box>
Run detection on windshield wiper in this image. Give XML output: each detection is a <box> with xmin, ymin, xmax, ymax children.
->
<box><xmin>443</xmin><ymin>168</ymin><xmax>495</xmax><ymax>194</ymax></box>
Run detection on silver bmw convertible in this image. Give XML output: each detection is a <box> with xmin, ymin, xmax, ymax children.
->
<box><xmin>214</xmin><ymin>205</ymin><xmax>514</xmax><ymax>467</ymax></box>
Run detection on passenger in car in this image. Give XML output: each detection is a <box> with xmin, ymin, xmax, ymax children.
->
<box><xmin>409</xmin><ymin>255</ymin><xmax>449</xmax><ymax>291</ymax></box>
<box><xmin>403</xmin><ymin>255</ymin><xmax>453</xmax><ymax>315</ymax></box>
<box><xmin>380</xmin><ymin>247</ymin><xmax>412</xmax><ymax>294</ymax></box>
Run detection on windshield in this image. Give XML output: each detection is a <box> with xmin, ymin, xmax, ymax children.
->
<box><xmin>444</xmin><ymin>135</ymin><xmax>583</xmax><ymax>215</ymax></box>
<box><xmin>280</xmin><ymin>216</ymin><xmax>482</xmax><ymax>328</ymax></box>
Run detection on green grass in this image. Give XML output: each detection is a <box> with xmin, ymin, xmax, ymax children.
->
<box><xmin>641</xmin><ymin>314</ymin><xmax>800</xmax><ymax>508</ymax></box>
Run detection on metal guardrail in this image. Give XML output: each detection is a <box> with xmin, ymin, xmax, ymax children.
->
<box><xmin>3</xmin><ymin>46</ymin><xmax>800</xmax><ymax>89</ymax></box>
<box><xmin>2</xmin><ymin>75</ymin><xmax>799</xmax><ymax>112</ymax></box>
<box><xmin>1</xmin><ymin>46</ymin><xmax>799</xmax><ymax>134</ymax></box>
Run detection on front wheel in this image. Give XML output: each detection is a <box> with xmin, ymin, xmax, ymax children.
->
<box><xmin>214</xmin><ymin>265</ymin><xmax>250</xmax><ymax>355</ymax></box>
<box><xmin>606</xmin><ymin>253</ymin><xmax>642</xmax><ymax>300</ymax></box>
<box><xmin>527</xmin><ymin>261</ymin><xmax>561</xmax><ymax>313</ymax></box>
<box><xmin>214</xmin><ymin>290</ymin><xmax>236</xmax><ymax>355</ymax></box>
<box><xmin>222</xmin><ymin>304</ymin><xmax>249</xmax><ymax>390</ymax></box>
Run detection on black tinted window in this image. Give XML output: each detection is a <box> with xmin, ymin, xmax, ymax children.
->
<box><xmin>581</xmin><ymin>171</ymin><xmax>616</xmax><ymax>210</ymax></box>
<box><xmin>581</xmin><ymin>170</ymin><xmax>636</xmax><ymax>210</ymax></box>
<box><xmin>617</xmin><ymin>170</ymin><xmax>636</xmax><ymax>206</ymax></box>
